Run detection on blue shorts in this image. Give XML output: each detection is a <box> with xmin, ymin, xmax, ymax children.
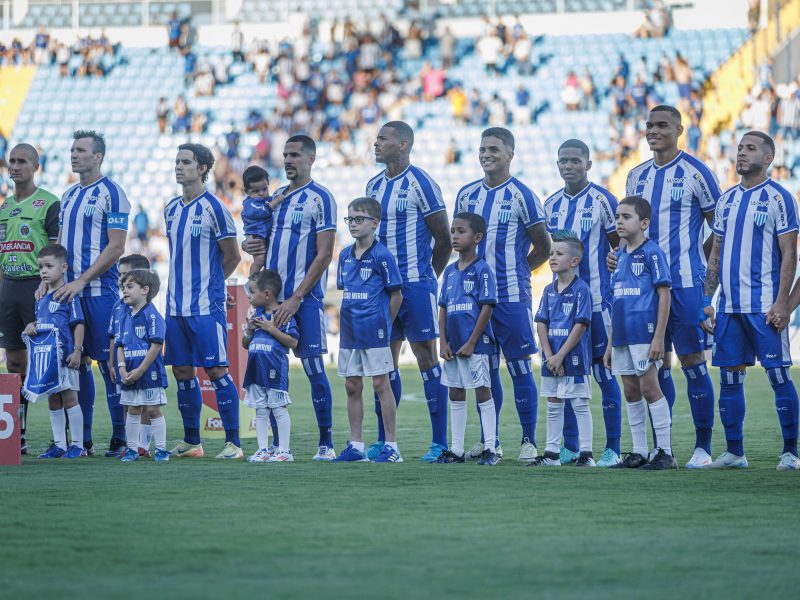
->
<box><xmin>391</xmin><ymin>279</ymin><xmax>439</xmax><ymax>343</ymax></box>
<box><xmin>164</xmin><ymin>312</ymin><xmax>229</xmax><ymax>368</ymax></box>
<box><xmin>80</xmin><ymin>294</ymin><xmax>118</xmax><ymax>361</ymax></box>
<box><xmin>491</xmin><ymin>300</ymin><xmax>537</xmax><ymax>360</ymax></box>
<box><xmin>665</xmin><ymin>287</ymin><xmax>708</xmax><ymax>355</ymax></box>
<box><xmin>712</xmin><ymin>312</ymin><xmax>792</xmax><ymax>369</ymax></box>
<box><xmin>294</xmin><ymin>297</ymin><xmax>328</xmax><ymax>358</ymax></box>
<box><xmin>590</xmin><ymin>306</ymin><xmax>611</xmax><ymax>361</ymax></box>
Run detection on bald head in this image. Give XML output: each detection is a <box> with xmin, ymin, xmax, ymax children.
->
<box><xmin>8</xmin><ymin>144</ymin><xmax>40</xmax><ymax>187</ymax></box>
<box><xmin>10</xmin><ymin>143</ymin><xmax>39</xmax><ymax>164</ymax></box>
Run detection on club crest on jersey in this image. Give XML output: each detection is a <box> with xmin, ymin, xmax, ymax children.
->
<box><xmin>631</xmin><ymin>262</ymin><xmax>644</xmax><ymax>277</ymax></box>
<box><xmin>360</xmin><ymin>267</ymin><xmax>372</xmax><ymax>281</ymax></box>
<box><xmin>753</xmin><ymin>211</ymin><xmax>768</xmax><ymax>227</ymax></box>
<box><xmin>292</xmin><ymin>204</ymin><xmax>305</xmax><ymax>224</ymax></box>
<box><xmin>670</xmin><ymin>185</ymin><xmax>684</xmax><ymax>202</ymax></box>
<box><xmin>34</xmin><ymin>345</ymin><xmax>53</xmax><ymax>380</ymax></box>
<box><xmin>49</xmin><ymin>301</ymin><xmax>61</xmax><ymax>313</ymax></box>
<box><xmin>498</xmin><ymin>208</ymin><xmax>512</xmax><ymax>224</ymax></box>
<box><xmin>19</xmin><ymin>223</ymin><xmax>31</xmax><ymax>237</ymax></box>
<box><xmin>637</xmin><ymin>360</ymin><xmax>649</xmax><ymax>372</ymax></box>
<box><xmin>580</xmin><ymin>216</ymin><xmax>593</xmax><ymax>231</ymax></box>
<box><xmin>32</xmin><ymin>199</ymin><xmax>46</xmax><ymax>208</ymax></box>
<box><xmin>562</xmin><ymin>302</ymin><xmax>574</xmax><ymax>316</ymax></box>
<box><xmin>135</xmin><ymin>325</ymin><xmax>146</xmax><ymax>338</ymax></box>
<box><xmin>190</xmin><ymin>216</ymin><xmax>203</xmax><ymax>237</ymax></box>
<box><xmin>463</xmin><ymin>279</ymin><xmax>475</xmax><ymax>293</ymax></box>
<box><xmin>395</xmin><ymin>188</ymin><xmax>409</xmax><ymax>212</ymax></box>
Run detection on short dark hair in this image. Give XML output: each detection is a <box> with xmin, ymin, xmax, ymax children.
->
<box><xmin>558</xmin><ymin>139</ymin><xmax>590</xmax><ymax>158</ymax></box>
<box><xmin>254</xmin><ymin>269</ymin><xmax>283</xmax><ymax>296</ymax></box>
<box><xmin>38</xmin><ymin>243</ymin><xmax>68</xmax><ymax>263</ymax></box>
<box><xmin>119</xmin><ymin>254</ymin><xmax>151</xmax><ymax>271</ymax></box>
<box><xmin>619</xmin><ymin>196</ymin><xmax>652</xmax><ymax>221</ymax></box>
<box><xmin>453</xmin><ymin>212</ymin><xmax>486</xmax><ymax>236</ymax></box>
<box><xmin>550</xmin><ymin>229</ymin><xmax>584</xmax><ymax>258</ymax></box>
<box><xmin>11</xmin><ymin>143</ymin><xmax>39</xmax><ymax>164</ymax></box>
<box><xmin>122</xmin><ymin>269</ymin><xmax>160</xmax><ymax>303</ymax></box>
<box><xmin>73</xmin><ymin>130</ymin><xmax>106</xmax><ymax>157</ymax></box>
<box><xmin>348</xmin><ymin>197</ymin><xmax>381</xmax><ymax>219</ymax></box>
<box><xmin>481</xmin><ymin>127</ymin><xmax>515</xmax><ymax>151</ymax></box>
<box><xmin>242</xmin><ymin>165</ymin><xmax>270</xmax><ymax>192</ymax></box>
<box><xmin>649</xmin><ymin>105</ymin><xmax>682</xmax><ymax>124</ymax></box>
<box><xmin>178</xmin><ymin>143</ymin><xmax>215</xmax><ymax>182</ymax></box>
<box><xmin>382</xmin><ymin>121</ymin><xmax>415</xmax><ymax>148</ymax></box>
<box><xmin>742</xmin><ymin>130</ymin><xmax>775</xmax><ymax>156</ymax></box>
<box><xmin>286</xmin><ymin>134</ymin><xmax>316</xmax><ymax>155</ymax></box>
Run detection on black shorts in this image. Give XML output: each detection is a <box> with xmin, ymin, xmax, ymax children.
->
<box><xmin>0</xmin><ymin>277</ymin><xmax>39</xmax><ymax>351</ymax></box>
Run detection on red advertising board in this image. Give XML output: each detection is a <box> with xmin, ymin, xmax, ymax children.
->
<box><xmin>0</xmin><ymin>373</ymin><xmax>22</xmax><ymax>466</ymax></box>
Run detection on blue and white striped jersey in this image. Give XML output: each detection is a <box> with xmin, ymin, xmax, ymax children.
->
<box><xmin>455</xmin><ymin>177</ymin><xmax>546</xmax><ymax>303</ymax></box>
<box><xmin>266</xmin><ymin>180</ymin><xmax>337</xmax><ymax>302</ymax></box>
<box><xmin>164</xmin><ymin>191</ymin><xmax>237</xmax><ymax>317</ymax></box>
<box><xmin>366</xmin><ymin>164</ymin><xmax>446</xmax><ymax>284</ymax></box>
<box><xmin>544</xmin><ymin>182</ymin><xmax>618</xmax><ymax>308</ymax></box>
<box><xmin>59</xmin><ymin>176</ymin><xmax>130</xmax><ymax>297</ymax></box>
<box><xmin>712</xmin><ymin>178</ymin><xmax>798</xmax><ymax>314</ymax></box>
<box><xmin>626</xmin><ymin>151</ymin><xmax>721</xmax><ymax>289</ymax></box>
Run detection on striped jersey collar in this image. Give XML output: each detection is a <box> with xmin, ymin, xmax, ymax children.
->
<box><xmin>481</xmin><ymin>176</ymin><xmax>513</xmax><ymax>192</ymax></box>
<box><xmin>737</xmin><ymin>177</ymin><xmax>771</xmax><ymax>194</ymax></box>
<box><xmin>381</xmin><ymin>164</ymin><xmax>412</xmax><ymax>182</ymax></box>
<box><xmin>180</xmin><ymin>189</ymin><xmax>208</xmax><ymax>208</ymax></box>
<box><xmin>561</xmin><ymin>182</ymin><xmax>592</xmax><ymax>201</ymax></box>
<box><xmin>77</xmin><ymin>175</ymin><xmax>108</xmax><ymax>190</ymax></box>
<box><xmin>281</xmin><ymin>179</ymin><xmax>314</xmax><ymax>198</ymax></box>
<box><xmin>650</xmin><ymin>150</ymin><xmax>684</xmax><ymax>171</ymax></box>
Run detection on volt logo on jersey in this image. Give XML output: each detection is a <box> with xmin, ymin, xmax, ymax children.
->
<box><xmin>631</xmin><ymin>262</ymin><xmax>644</xmax><ymax>276</ymax></box>
<box><xmin>753</xmin><ymin>211</ymin><xmax>768</xmax><ymax>227</ymax></box>
<box><xmin>360</xmin><ymin>267</ymin><xmax>371</xmax><ymax>281</ymax></box>
<box><xmin>463</xmin><ymin>279</ymin><xmax>475</xmax><ymax>293</ymax></box>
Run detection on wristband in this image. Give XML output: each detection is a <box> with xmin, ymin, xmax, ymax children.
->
<box><xmin>702</xmin><ymin>295</ymin><xmax>712</xmax><ymax>308</ymax></box>
<box><xmin>699</xmin><ymin>296</ymin><xmax>713</xmax><ymax>323</ymax></box>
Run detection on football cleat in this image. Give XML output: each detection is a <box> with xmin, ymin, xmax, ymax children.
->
<box><xmin>170</xmin><ymin>441</ymin><xmax>205</xmax><ymax>458</ymax></box>
<box><xmin>247</xmin><ymin>448</ymin><xmax>272</xmax><ymax>463</ymax></box>
<box><xmin>776</xmin><ymin>452</ymin><xmax>800</xmax><ymax>471</ymax></box>
<box><xmin>267</xmin><ymin>450</ymin><xmax>294</xmax><ymax>462</ymax></box>
<box><xmin>518</xmin><ymin>441</ymin><xmax>538</xmax><ymax>462</ymax></box>
<box><xmin>608</xmin><ymin>452</ymin><xmax>648</xmax><ymax>469</ymax></box>
<box><xmin>215</xmin><ymin>442</ymin><xmax>244</xmax><ymax>460</ymax></box>
<box><xmin>312</xmin><ymin>446</ymin><xmax>336</xmax><ymax>461</ymax></box>
<box><xmin>640</xmin><ymin>448</ymin><xmax>677</xmax><ymax>470</ymax></box>
<box><xmin>120</xmin><ymin>448</ymin><xmax>139</xmax><ymax>462</ymax></box>
<box><xmin>372</xmin><ymin>444</ymin><xmax>403</xmax><ymax>463</ymax></box>
<box><xmin>104</xmin><ymin>437</ymin><xmax>127</xmax><ymax>458</ymax></box>
<box><xmin>477</xmin><ymin>449</ymin><xmax>501</xmax><ymax>465</ymax></box>
<box><xmin>526</xmin><ymin>451</ymin><xmax>560</xmax><ymax>467</ymax></box>
<box><xmin>153</xmin><ymin>449</ymin><xmax>171</xmax><ymax>462</ymax></box>
<box><xmin>435</xmin><ymin>450</ymin><xmax>466</xmax><ymax>464</ymax></box>
<box><xmin>332</xmin><ymin>443</ymin><xmax>369</xmax><ymax>462</ymax></box>
<box><xmin>20</xmin><ymin>437</ymin><xmax>28</xmax><ymax>455</ymax></box>
<box><xmin>467</xmin><ymin>442</ymin><xmax>485</xmax><ymax>460</ymax></box>
<box><xmin>38</xmin><ymin>444</ymin><xmax>66</xmax><ymax>459</ymax></box>
<box><xmin>685</xmin><ymin>448</ymin><xmax>713</xmax><ymax>469</ymax></box>
<box><xmin>367</xmin><ymin>441</ymin><xmax>385</xmax><ymax>460</ymax></box>
<box><xmin>596</xmin><ymin>448</ymin><xmax>621</xmax><ymax>467</ymax></box>
<box><xmin>575</xmin><ymin>452</ymin><xmax>596</xmax><ymax>467</ymax></box>
<box><xmin>64</xmin><ymin>444</ymin><xmax>88</xmax><ymax>459</ymax></box>
<box><xmin>138</xmin><ymin>447</ymin><xmax>151</xmax><ymax>459</ymax></box>
<box><xmin>560</xmin><ymin>447</ymin><xmax>579</xmax><ymax>465</ymax></box>
<box><xmin>702</xmin><ymin>451</ymin><xmax>749</xmax><ymax>469</ymax></box>
<box><xmin>420</xmin><ymin>443</ymin><xmax>447</xmax><ymax>463</ymax></box>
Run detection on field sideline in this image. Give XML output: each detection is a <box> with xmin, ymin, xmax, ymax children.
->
<box><xmin>1</xmin><ymin>365</ymin><xmax>799</xmax><ymax>599</ymax></box>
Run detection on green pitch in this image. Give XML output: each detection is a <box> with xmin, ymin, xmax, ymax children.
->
<box><xmin>1</xmin><ymin>366</ymin><xmax>798</xmax><ymax>599</ymax></box>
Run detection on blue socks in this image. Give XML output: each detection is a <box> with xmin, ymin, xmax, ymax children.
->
<box><xmin>98</xmin><ymin>361</ymin><xmax>125</xmax><ymax>441</ymax></box>
<box><xmin>177</xmin><ymin>377</ymin><xmax>202</xmax><ymax>445</ymax></box>
<box><xmin>303</xmin><ymin>357</ymin><xmax>333</xmax><ymax>448</ymax></box>
<box><xmin>658</xmin><ymin>367</ymin><xmax>676</xmax><ymax>413</ymax></box>
<box><xmin>77</xmin><ymin>363</ymin><xmax>95</xmax><ymax>446</ymax></box>
<box><xmin>682</xmin><ymin>362</ymin><xmax>715</xmax><ymax>454</ymax></box>
<box><xmin>270</xmin><ymin>411</ymin><xmax>279</xmax><ymax>447</ymax></box>
<box><xmin>210</xmin><ymin>373</ymin><xmax>240</xmax><ymax>447</ymax></box>
<box><xmin>563</xmin><ymin>401</ymin><xmax>579</xmax><ymax>453</ymax></box>
<box><xmin>421</xmin><ymin>364</ymin><xmax>448</xmax><ymax>447</ymax></box>
<box><xmin>719</xmin><ymin>369</ymin><xmax>746</xmax><ymax>456</ymax></box>
<box><xmin>767</xmin><ymin>367</ymin><xmax>799</xmax><ymax>457</ymax></box>
<box><xmin>508</xmin><ymin>358</ymin><xmax>537</xmax><ymax>445</ymax></box>
<box><xmin>375</xmin><ymin>368</ymin><xmax>401</xmax><ymax>442</ymax></box>
<box><xmin>595</xmin><ymin>363</ymin><xmax>622</xmax><ymax>455</ymax></box>
<box><xmin>480</xmin><ymin>354</ymin><xmax>503</xmax><ymax>447</ymax></box>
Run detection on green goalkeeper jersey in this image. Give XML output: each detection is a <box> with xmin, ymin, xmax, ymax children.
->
<box><xmin>0</xmin><ymin>187</ymin><xmax>60</xmax><ymax>279</ymax></box>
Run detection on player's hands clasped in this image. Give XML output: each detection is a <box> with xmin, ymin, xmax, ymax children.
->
<box><xmin>766</xmin><ymin>299</ymin><xmax>789</xmax><ymax>331</ymax></box>
<box><xmin>545</xmin><ymin>353</ymin><xmax>565</xmax><ymax>377</ymax></box>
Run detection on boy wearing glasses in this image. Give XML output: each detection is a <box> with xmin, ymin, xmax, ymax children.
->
<box><xmin>334</xmin><ymin>197</ymin><xmax>404</xmax><ymax>462</ymax></box>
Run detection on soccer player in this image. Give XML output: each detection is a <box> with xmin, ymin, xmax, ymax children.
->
<box><xmin>241</xmin><ymin>165</ymin><xmax>272</xmax><ymax>278</ymax></box>
<box><xmin>604</xmin><ymin>197</ymin><xmax>675</xmax><ymax>470</ymax></box>
<box><xmin>55</xmin><ymin>130</ymin><xmax>129</xmax><ymax>457</ymax></box>
<box><xmin>618</xmin><ymin>106</ymin><xmax>721</xmax><ymax>468</ymax></box>
<box><xmin>22</xmin><ymin>244</ymin><xmax>86</xmax><ymax>459</ymax></box>
<box><xmin>0</xmin><ymin>143</ymin><xmax>60</xmax><ymax>454</ymax></box>
<box><xmin>530</xmin><ymin>230</ymin><xmax>595</xmax><ymax>467</ymax></box>
<box><xmin>242</xmin><ymin>269</ymin><xmax>299</xmax><ymax>463</ymax></box>
<box><xmin>436</xmin><ymin>212</ymin><xmax>499</xmax><ymax>466</ymax></box>
<box><xmin>248</xmin><ymin>135</ymin><xmax>338</xmax><ymax>461</ymax></box>
<box><xmin>165</xmin><ymin>143</ymin><xmax>243</xmax><ymax>459</ymax></box>
<box><xmin>333</xmin><ymin>197</ymin><xmax>404</xmax><ymax>463</ymax></box>
<box><xmin>703</xmin><ymin>131</ymin><xmax>799</xmax><ymax>471</ymax></box>
<box><xmin>544</xmin><ymin>139</ymin><xmax>623</xmax><ymax>467</ymax></box>
<box><xmin>115</xmin><ymin>269</ymin><xmax>170</xmax><ymax>463</ymax></box>
<box><xmin>455</xmin><ymin>127</ymin><xmax>551</xmax><ymax>462</ymax></box>
<box><xmin>367</xmin><ymin>121</ymin><xmax>452</xmax><ymax>462</ymax></box>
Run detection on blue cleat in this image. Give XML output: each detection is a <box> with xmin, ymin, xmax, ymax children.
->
<box><xmin>560</xmin><ymin>447</ymin><xmax>579</xmax><ymax>465</ymax></box>
<box><xmin>120</xmin><ymin>448</ymin><xmax>139</xmax><ymax>462</ymax></box>
<box><xmin>332</xmin><ymin>443</ymin><xmax>368</xmax><ymax>462</ymax></box>
<box><xmin>477</xmin><ymin>449</ymin><xmax>501</xmax><ymax>465</ymax></box>
<box><xmin>38</xmin><ymin>444</ymin><xmax>66</xmax><ymax>459</ymax></box>
<box><xmin>367</xmin><ymin>441</ymin><xmax>385</xmax><ymax>460</ymax></box>
<box><xmin>373</xmin><ymin>444</ymin><xmax>403</xmax><ymax>463</ymax></box>
<box><xmin>64</xmin><ymin>444</ymin><xmax>87</xmax><ymax>458</ymax></box>
<box><xmin>419</xmin><ymin>443</ymin><xmax>447</xmax><ymax>463</ymax></box>
<box><xmin>154</xmin><ymin>449</ymin><xmax>171</xmax><ymax>462</ymax></box>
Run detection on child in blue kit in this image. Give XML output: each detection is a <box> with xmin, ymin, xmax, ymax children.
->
<box><xmin>242</xmin><ymin>269</ymin><xmax>299</xmax><ymax>463</ymax></box>
<box><xmin>241</xmin><ymin>165</ymin><xmax>273</xmax><ymax>278</ymax></box>
<box><xmin>531</xmin><ymin>230</ymin><xmax>594</xmax><ymax>467</ymax></box>
<box><xmin>436</xmin><ymin>213</ymin><xmax>499</xmax><ymax>466</ymax></box>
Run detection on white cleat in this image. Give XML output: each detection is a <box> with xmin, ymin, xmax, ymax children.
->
<box><xmin>685</xmin><ymin>448</ymin><xmax>713</xmax><ymax>469</ymax></box>
<box><xmin>267</xmin><ymin>450</ymin><xmax>294</xmax><ymax>462</ymax></box>
<box><xmin>247</xmin><ymin>448</ymin><xmax>271</xmax><ymax>463</ymax></box>
<box><xmin>776</xmin><ymin>452</ymin><xmax>800</xmax><ymax>471</ymax></box>
<box><xmin>702</xmin><ymin>451</ymin><xmax>748</xmax><ymax>469</ymax></box>
<box><xmin>312</xmin><ymin>446</ymin><xmax>336</xmax><ymax>461</ymax></box>
<box><xmin>518</xmin><ymin>441</ymin><xmax>538</xmax><ymax>462</ymax></box>
<box><xmin>467</xmin><ymin>442</ymin><xmax>484</xmax><ymax>460</ymax></box>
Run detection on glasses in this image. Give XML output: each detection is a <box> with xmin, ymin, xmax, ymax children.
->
<box><xmin>343</xmin><ymin>216</ymin><xmax>377</xmax><ymax>225</ymax></box>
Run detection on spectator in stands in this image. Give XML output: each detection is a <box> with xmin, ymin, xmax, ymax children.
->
<box><xmin>404</xmin><ymin>21</ymin><xmax>423</xmax><ymax>60</ymax></box>
<box><xmin>686</xmin><ymin>114</ymin><xmax>702</xmax><ymax>154</ymax></box>
<box><xmin>512</xmin><ymin>29</ymin><xmax>532</xmax><ymax>76</ymax></box>
<box><xmin>562</xmin><ymin>71</ymin><xmax>581</xmax><ymax>112</ymax></box>
<box><xmin>674</xmin><ymin>52</ymin><xmax>693</xmax><ymax>100</ymax></box>
<box><xmin>615</xmin><ymin>53</ymin><xmax>629</xmax><ymax>83</ymax></box>
<box><xmin>628</xmin><ymin>74</ymin><xmax>650</xmax><ymax>117</ymax></box>
<box><xmin>659</xmin><ymin>52</ymin><xmax>674</xmax><ymax>81</ymax></box>
<box><xmin>167</xmin><ymin>11</ymin><xmax>182</xmax><ymax>50</ymax></box>
<box><xmin>777</xmin><ymin>84</ymin><xmax>800</xmax><ymax>139</ymax></box>
<box><xmin>190</xmin><ymin>111</ymin><xmax>207</xmax><ymax>134</ymax></box>
<box><xmin>194</xmin><ymin>64</ymin><xmax>215</xmax><ymax>97</ymax></box>
<box><xmin>440</xmin><ymin>27</ymin><xmax>456</xmax><ymax>69</ymax></box>
<box><xmin>477</xmin><ymin>28</ymin><xmax>503</xmax><ymax>75</ymax></box>
<box><xmin>448</xmin><ymin>85</ymin><xmax>468</xmax><ymax>125</ymax></box>
<box><xmin>358</xmin><ymin>34</ymin><xmax>381</xmax><ymax>72</ymax></box>
<box><xmin>748</xmin><ymin>0</ymin><xmax>761</xmax><ymax>34</ymax></box>
<box><xmin>156</xmin><ymin>97</ymin><xmax>170</xmax><ymax>134</ymax></box>
<box><xmin>421</xmin><ymin>62</ymin><xmax>446</xmax><ymax>101</ymax></box>
<box><xmin>580</xmin><ymin>68</ymin><xmax>597</xmax><ymax>111</ymax></box>
<box><xmin>513</xmin><ymin>84</ymin><xmax>532</xmax><ymax>125</ymax></box>
<box><xmin>134</xmin><ymin>207</ymin><xmax>150</xmax><ymax>244</ymax></box>
<box><xmin>34</xmin><ymin>27</ymin><xmax>50</xmax><ymax>65</ymax></box>
<box><xmin>231</xmin><ymin>22</ymin><xmax>245</xmax><ymax>62</ymax></box>
<box><xmin>468</xmin><ymin>88</ymin><xmax>487</xmax><ymax>126</ymax></box>
<box><xmin>172</xmin><ymin>95</ymin><xmax>191</xmax><ymax>133</ymax></box>
<box><xmin>610</xmin><ymin>75</ymin><xmax>628</xmax><ymax>118</ymax></box>
<box><xmin>487</xmin><ymin>93</ymin><xmax>508</xmax><ymax>126</ymax></box>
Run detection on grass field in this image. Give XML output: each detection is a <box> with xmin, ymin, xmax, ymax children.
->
<box><xmin>1</xmin><ymin>365</ymin><xmax>799</xmax><ymax>599</ymax></box>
